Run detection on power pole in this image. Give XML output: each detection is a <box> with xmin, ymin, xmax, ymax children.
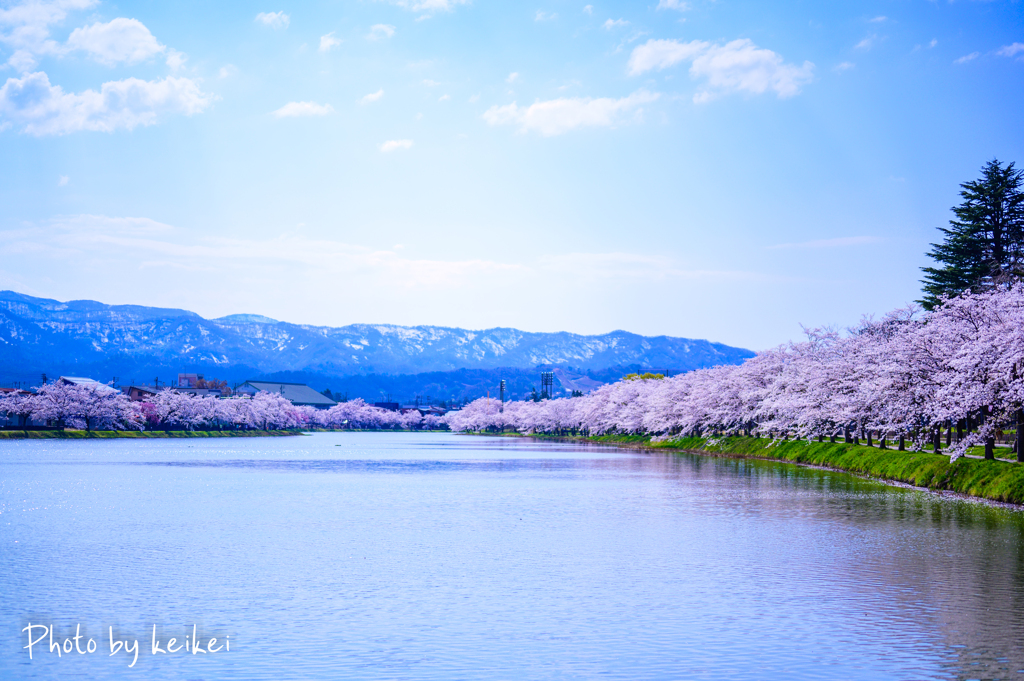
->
<box><xmin>540</xmin><ymin>371</ymin><xmax>554</xmax><ymax>400</ymax></box>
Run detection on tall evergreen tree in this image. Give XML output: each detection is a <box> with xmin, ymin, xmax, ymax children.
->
<box><xmin>920</xmin><ymin>159</ymin><xmax>1024</xmax><ymax>310</ymax></box>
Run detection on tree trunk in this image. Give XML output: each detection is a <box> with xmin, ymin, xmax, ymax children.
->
<box><xmin>1017</xmin><ymin>408</ymin><xmax>1024</xmax><ymax>463</ymax></box>
<box><xmin>879</xmin><ymin>432</ymin><xmax>887</xmax><ymax>450</ymax></box>
<box><xmin>946</xmin><ymin>422</ymin><xmax>952</xmax><ymax>447</ymax></box>
<box><xmin>844</xmin><ymin>425</ymin><xmax>851</xmax><ymax>444</ymax></box>
<box><xmin>983</xmin><ymin>406</ymin><xmax>995</xmax><ymax>460</ymax></box>
<box><xmin>933</xmin><ymin>427</ymin><xmax>941</xmax><ymax>454</ymax></box>
<box><xmin>866</xmin><ymin>430</ymin><xmax>873</xmax><ymax>447</ymax></box>
<box><xmin>898</xmin><ymin>433</ymin><xmax>905</xmax><ymax>451</ymax></box>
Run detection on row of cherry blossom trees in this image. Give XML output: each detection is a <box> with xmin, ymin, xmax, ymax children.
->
<box><xmin>0</xmin><ymin>382</ymin><xmax>442</xmax><ymax>432</ymax></box>
<box><xmin>446</xmin><ymin>286</ymin><xmax>1024</xmax><ymax>462</ymax></box>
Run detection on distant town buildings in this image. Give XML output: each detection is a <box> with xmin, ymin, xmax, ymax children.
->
<box><xmin>235</xmin><ymin>381</ymin><xmax>338</xmax><ymax>409</ymax></box>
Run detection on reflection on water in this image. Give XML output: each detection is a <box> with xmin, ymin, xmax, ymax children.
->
<box><xmin>1</xmin><ymin>432</ymin><xmax>1024</xmax><ymax>680</ymax></box>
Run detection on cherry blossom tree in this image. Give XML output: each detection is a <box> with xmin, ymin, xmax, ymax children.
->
<box><xmin>0</xmin><ymin>391</ymin><xmax>35</xmax><ymax>428</ymax></box>
<box><xmin>445</xmin><ymin>285</ymin><xmax>1024</xmax><ymax>464</ymax></box>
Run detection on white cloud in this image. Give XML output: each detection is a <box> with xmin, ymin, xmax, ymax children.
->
<box><xmin>218</xmin><ymin>64</ymin><xmax>237</xmax><ymax>78</ymax></box>
<box><xmin>833</xmin><ymin>61</ymin><xmax>854</xmax><ymax>73</ymax></box>
<box><xmin>482</xmin><ymin>89</ymin><xmax>659</xmax><ymax>136</ymax></box>
<box><xmin>51</xmin><ymin>213</ymin><xmax>176</xmax><ymax>234</ymax></box>
<box><xmin>271</xmin><ymin>101</ymin><xmax>333</xmax><ymax>117</ymax></box>
<box><xmin>380</xmin><ymin>139</ymin><xmax>413</xmax><ymax>152</ymax></box>
<box><xmin>468</xmin><ymin>94</ymin><xmax>479</xmax><ymax>103</ymax></box>
<box><xmin>535</xmin><ymin>10</ymin><xmax>557</xmax><ymax>21</ymax></box>
<box><xmin>539</xmin><ymin>252</ymin><xmax>753</xmax><ymax>282</ymax></box>
<box><xmin>603</xmin><ymin>18</ymin><xmax>629</xmax><ymax>29</ymax></box>
<box><xmin>506</xmin><ymin>72</ymin><xmax>519</xmax><ymax>83</ymax></box>
<box><xmin>869</xmin><ymin>16</ymin><xmax>887</xmax><ymax>23</ymax></box>
<box><xmin>954</xmin><ymin>52</ymin><xmax>979</xmax><ymax>64</ymax></box>
<box><xmin>628</xmin><ymin>38</ymin><xmax>814</xmax><ymax>102</ymax></box>
<box><xmin>627</xmin><ymin>38</ymin><xmax>708</xmax><ymax>74</ymax></box>
<box><xmin>656</xmin><ymin>0</ymin><xmax>689</xmax><ymax>10</ymax></box>
<box><xmin>540</xmin><ymin>252</ymin><xmax>673</xmax><ymax>278</ymax></box>
<box><xmin>359</xmin><ymin>89</ymin><xmax>384</xmax><ymax>104</ymax></box>
<box><xmin>382</xmin><ymin>0</ymin><xmax>470</xmax><ymax>13</ymax></box>
<box><xmin>0</xmin><ymin>70</ymin><xmax>211</xmax><ymax>136</ymax></box>
<box><xmin>583</xmin><ymin>5</ymin><xmax>593</xmax><ymax>14</ymax></box>
<box><xmin>438</xmin><ymin>94</ymin><xmax>449</xmax><ymax>101</ymax></box>
<box><xmin>319</xmin><ymin>32</ymin><xmax>342</xmax><ymax>52</ymax></box>
<box><xmin>165</xmin><ymin>49</ymin><xmax>186</xmax><ymax>71</ymax></box>
<box><xmin>7</xmin><ymin>50</ymin><xmax>39</xmax><ymax>72</ymax></box>
<box><xmin>368</xmin><ymin>23</ymin><xmax>395</xmax><ymax>39</ymax></box>
<box><xmin>767</xmin><ymin>236</ymin><xmax>882</xmax><ymax>250</ymax></box>
<box><xmin>255</xmin><ymin>11</ymin><xmax>289</xmax><ymax>29</ymax></box>
<box><xmin>2</xmin><ymin>214</ymin><xmax>524</xmax><ymax>295</ymax></box>
<box><xmin>1</xmin><ymin>213</ymin><xmax>779</xmax><ymax>336</ymax></box>
<box><xmin>423</xmin><ymin>78</ymin><xmax>440</xmax><ymax>86</ymax></box>
<box><xmin>0</xmin><ymin>0</ymin><xmax>97</xmax><ymax>71</ymax></box>
<box><xmin>855</xmin><ymin>35</ymin><xmax>875</xmax><ymax>50</ymax></box>
<box><xmin>929</xmin><ymin>39</ymin><xmax>937</xmax><ymax>49</ymax></box>
<box><xmin>998</xmin><ymin>43</ymin><xmax>1024</xmax><ymax>58</ymax></box>
<box><xmin>65</xmin><ymin>18</ymin><xmax>165</xmax><ymax>66</ymax></box>
<box><xmin>58</xmin><ymin>174</ymin><xmax>68</xmax><ymax>186</ymax></box>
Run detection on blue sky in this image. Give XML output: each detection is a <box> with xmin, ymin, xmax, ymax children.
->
<box><xmin>0</xmin><ymin>0</ymin><xmax>1021</xmax><ymax>350</ymax></box>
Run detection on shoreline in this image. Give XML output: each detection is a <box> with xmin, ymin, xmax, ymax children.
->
<box><xmin>0</xmin><ymin>427</ymin><xmax>446</xmax><ymax>440</ymax></box>
<box><xmin>0</xmin><ymin>429</ymin><xmax>303</xmax><ymax>440</ymax></box>
<box><xmin>492</xmin><ymin>432</ymin><xmax>1024</xmax><ymax>507</ymax></box>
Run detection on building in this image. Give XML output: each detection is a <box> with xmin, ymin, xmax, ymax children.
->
<box><xmin>122</xmin><ymin>386</ymin><xmax>158</xmax><ymax>402</ymax></box>
<box><xmin>59</xmin><ymin>376</ymin><xmax>118</xmax><ymax>394</ymax></box>
<box><xmin>235</xmin><ymin>381</ymin><xmax>337</xmax><ymax>409</ymax></box>
<box><xmin>174</xmin><ymin>388</ymin><xmax>228</xmax><ymax>398</ymax></box>
<box><xmin>173</xmin><ymin>374</ymin><xmax>231</xmax><ymax>396</ymax></box>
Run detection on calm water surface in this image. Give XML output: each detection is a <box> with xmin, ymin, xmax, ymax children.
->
<box><xmin>2</xmin><ymin>432</ymin><xmax>1024</xmax><ymax>680</ymax></box>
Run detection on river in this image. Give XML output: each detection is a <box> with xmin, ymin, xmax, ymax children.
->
<box><xmin>1</xmin><ymin>432</ymin><xmax>1023</xmax><ymax>680</ymax></box>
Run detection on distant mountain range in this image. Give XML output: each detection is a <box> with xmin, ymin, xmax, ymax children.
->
<box><xmin>0</xmin><ymin>291</ymin><xmax>755</xmax><ymax>401</ymax></box>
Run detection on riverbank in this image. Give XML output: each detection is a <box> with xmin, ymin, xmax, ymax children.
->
<box><xmin>0</xmin><ymin>429</ymin><xmax>303</xmax><ymax>440</ymax></box>
<box><xmin>519</xmin><ymin>433</ymin><xmax>1024</xmax><ymax>506</ymax></box>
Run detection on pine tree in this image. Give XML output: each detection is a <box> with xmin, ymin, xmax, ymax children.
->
<box><xmin>920</xmin><ymin>159</ymin><xmax>1024</xmax><ymax>310</ymax></box>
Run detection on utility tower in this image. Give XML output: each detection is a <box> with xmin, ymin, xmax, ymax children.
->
<box><xmin>540</xmin><ymin>371</ymin><xmax>554</xmax><ymax>400</ymax></box>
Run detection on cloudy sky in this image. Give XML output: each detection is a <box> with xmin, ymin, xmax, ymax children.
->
<box><xmin>0</xmin><ymin>0</ymin><xmax>1021</xmax><ymax>350</ymax></box>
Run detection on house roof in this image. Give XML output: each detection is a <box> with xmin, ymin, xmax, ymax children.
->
<box><xmin>241</xmin><ymin>381</ymin><xmax>337</xmax><ymax>407</ymax></box>
<box><xmin>59</xmin><ymin>376</ymin><xmax>118</xmax><ymax>393</ymax></box>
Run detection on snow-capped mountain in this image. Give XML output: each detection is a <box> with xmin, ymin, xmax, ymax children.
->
<box><xmin>0</xmin><ymin>291</ymin><xmax>754</xmax><ymax>388</ymax></box>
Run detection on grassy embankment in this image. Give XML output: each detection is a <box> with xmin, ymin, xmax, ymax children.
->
<box><xmin>544</xmin><ymin>433</ymin><xmax>1024</xmax><ymax>506</ymax></box>
<box><xmin>0</xmin><ymin>429</ymin><xmax>302</xmax><ymax>440</ymax></box>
